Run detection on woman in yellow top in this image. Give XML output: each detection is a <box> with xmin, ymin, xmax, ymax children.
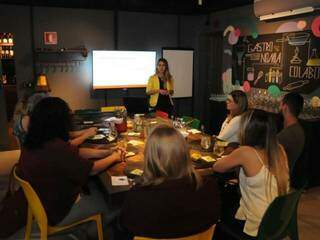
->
<box><xmin>146</xmin><ymin>58</ymin><xmax>174</xmax><ymax>116</ymax></box>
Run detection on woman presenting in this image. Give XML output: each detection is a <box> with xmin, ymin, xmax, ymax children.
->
<box><xmin>146</xmin><ymin>58</ymin><xmax>174</xmax><ymax>116</ymax></box>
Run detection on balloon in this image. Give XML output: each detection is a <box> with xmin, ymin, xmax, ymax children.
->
<box><xmin>276</xmin><ymin>22</ymin><xmax>299</xmax><ymax>33</ymax></box>
<box><xmin>223</xmin><ymin>25</ymin><xmax>235</xmax><ymax>37</ymax></box>
<box><xmin>252</xmin><ymin>32</ymin><xmax>258</xmax><ymax>39</ymax></box>
<box><xmin>297</xmin><ymin>20</ymin><xmax>307</xmax><ymax>30</ymax></box>
<box><xmin>228</xmin><ymin>31</ymin><xmax>239</xmax><ymax>45</ymax></box>
<box><xmin>243</xmin><ymin>81</ymin><xmax>251</xmax><ymax>92</ymax></box>
<box><xmin>267</xmin><ymin>85</ymin><xmax>281</xmax><ymax>98</ymax></box>
<box><xmin>234</xmin><ymin>28</ymin><xmax>241</xmax><ymax>37</ymax></box>
<box><xmin>311</xmin><ymin>16</ymin><xmax>320</xmax><ymax>37</ymax></box>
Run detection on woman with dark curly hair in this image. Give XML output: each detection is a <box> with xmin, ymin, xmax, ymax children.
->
<box><xmin>17</xmin><ymin>97</ymin><xmax>124</xmax><ymax>239</ymax></box>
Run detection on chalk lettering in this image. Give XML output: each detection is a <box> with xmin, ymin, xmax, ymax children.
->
<box><xmin>260</xmin><ymin>52</ymin><xmax>281</xmax><ymax>64</ymax></box>
<box><xmin>289</xmin><ymin>66</ymin><xmax>320</xmax><ymax>79</ymax></box>
<box><xmin>248</xmin><ymin>42</ymin><xmax>274</xmax><ymax>53</ymax></box>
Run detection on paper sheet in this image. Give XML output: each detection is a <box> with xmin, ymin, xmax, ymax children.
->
<box><xmin>125</xmin><ymin>152</ymin><xmax>136</xmax><ymax>158</ymax></box>
<box><xmin>187</xmin><ymin>129</ymin><xmax>201</xmax><ymax>134</ymax></box>
<box><xmin>127</xmin><ymin>132</ymin><xmax>141</xmax><ymax>137</ymax></box>
<box><xmin>111</xmin><ymin>176</ymin><xmax>129</xmax><ymax>186</ymax></box>
<box><xmin>128</xmin><ymin>140</ymin><xmax>144</xmax><ymax>146</ymax></box>
<box><xmin>201</xmin><ymin>156</ymin><xmax>217</xmax><ymax>163</ymax></box>
<box><xmin>130</xmin><ymin>169</ymin><xmax>143</xmax><ymax>176</ymax></box>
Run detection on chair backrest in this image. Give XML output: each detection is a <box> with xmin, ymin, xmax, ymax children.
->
<box><xmin>191</xmin><ymin>119</ymin><xmax>201</xmax><ymax>130</ymax></box>
<box><xmin>155</xmin><ymin>110</ymin><xmax>169</xmax><ymax>119</ymax></box>
<box><xmin>0</xmin><ymin>150</ymin><xmax>21</xmax><ymax>176</ymax></box>
<box><xmin>182</xmin><ymin>116</ymin><xmax>201</xmax><ymax>130</ymax></box>
<box><xmin>134</xmin><ymin>224</ymin><xmax>215</xmax><ymax>240</ymax></box>
<box><xmin>257</xmin><ymin>188</ymin><xmax>304</xmax><ymax>240</ymax></box>
<box><xmin>13</xmin><ymin>167</ymin><xmax>48</xmax><ymax>228</ymax></box>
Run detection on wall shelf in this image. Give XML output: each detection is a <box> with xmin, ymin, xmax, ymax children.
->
<box><xmin>35</xmin><ymin>47</ymin><xmax>88</xmax><ymax>57</ymax></box>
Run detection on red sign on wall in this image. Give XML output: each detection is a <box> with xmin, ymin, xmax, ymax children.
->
<box><xmin>44</xmin><ymin>32</ymin><xmax>57</xmax><ymax>45</ymax></box>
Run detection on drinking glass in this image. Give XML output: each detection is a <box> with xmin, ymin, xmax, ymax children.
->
<box><xmin>201</xmin><ymin>135</ymin><xmax>212</xmax><ymax>150</ymax></box>
<box><xmin>213</xmin><ymin>142</ymin><xmax>225</xmax><ymax>156</ymax></box>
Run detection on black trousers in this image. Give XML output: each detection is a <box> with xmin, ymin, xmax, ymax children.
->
<box><xmin>213</xmin><ymin>178</ymin><xmax>257</xmax><ymax>240</ymax></box>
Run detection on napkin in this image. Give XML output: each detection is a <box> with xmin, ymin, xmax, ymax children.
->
<box><xmin>125</xmin><ymin>152</ymin><xmax>136</xmax><ymax>158</ymax></box>
<box><xmin>130</xmin><ymin>169</ymin><xmax>143</xmax><ymax>176</ymax></box>
<box><xmin>127</xmin><ymin>132</ymin><xmax>141</xmax><ymax>137</ymax></box>
<box><xmin>111</xmin><ymin>176</ymin><xmax>129</xmax><ymax>186</ymax></box>
<box><xmin>128</xmin><ymin>140</ymin><xmax>144</xmax><ymax>146</ymax></box>
<box><xmin>187</xmin><ymin>129</ymin><xmax>201</xmax><ymax>134</ymax></box>
<box><xmin>201</xmin><ymin>156</ymin><xmax>217</xmax><ymax>162</ymax></box>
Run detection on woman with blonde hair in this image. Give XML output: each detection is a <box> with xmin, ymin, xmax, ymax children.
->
<box><xmin>213</xmin><ymin>109</ymin><xmax>289</xmax><ymax>238</ymax></box>
<box><xmin>217</xmin><ymin>90</ymin><xmax>248</xmax><ymax>143</ymax></box>
<box><xmin>118</xmin><ymin>125</ymin><xmax>220</xmax><ymax>239</ymax></box>
<box><xmin>146</xmin><ymin>58</ymin><xmax>174</xmax><ymax>116</ymax></box>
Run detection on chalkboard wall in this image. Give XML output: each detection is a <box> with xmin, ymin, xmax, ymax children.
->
<box><xmin>233</xmin><ymin>31</ymin><xmax>320</xmax><ymax>94</ymax></box>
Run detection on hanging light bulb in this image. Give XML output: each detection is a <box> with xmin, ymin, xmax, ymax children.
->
<box><xmin>198</xmin><ymin>0</ymin><xmax>203</xmax><ymax>6</ymax></box>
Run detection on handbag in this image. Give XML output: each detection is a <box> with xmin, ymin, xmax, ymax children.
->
<box><xmin>0</xmin><ymin>164</ymin><xmax>28</xmax><ymax>238</ymax></box>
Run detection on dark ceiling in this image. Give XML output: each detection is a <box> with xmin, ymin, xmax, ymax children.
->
<box><xmin>0</xmin><ymin>0</ymin><xmax>253</xmax><ymax>14</ymax></box>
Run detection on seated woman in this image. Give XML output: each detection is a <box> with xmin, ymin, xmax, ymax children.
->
<box><xmin>217</xmin><ymin>90</ymin><xmax>248</xmax><ymax>144</ymax></box>
<box><xmin>118</xmin><ymin>125</ymin><xmax>220</xmax><ymax>239</ymax></box>
<box><xmin>13</xmin><ymin>92</ymin><xmax>110</xmax><ymax>159</ymax></box>
<box><xmin>17</xmin><ymin>97</ymin><xmax>125</xmax><ymax>238</ymax></box>
<box><xmin>13</xmin><ymin>92</ymin><xmax>48</xmax><ymax>146</ymax></box>
<box><xmin>213</xmin><ymin>109</ymin><xmax>289</xmax><ymax>238</ymax></box>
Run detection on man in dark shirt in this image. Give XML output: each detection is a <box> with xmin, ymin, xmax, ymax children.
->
<box><xmin>278</xmin><ymin>92</ymin><xmax>305</xmax><ymax>172</ymax></box>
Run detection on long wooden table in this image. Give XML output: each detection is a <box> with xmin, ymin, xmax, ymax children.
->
<box><xmin>92</xmin><ymin>128</ymin><xmax>217</xmax><ymax>197</ymax></box>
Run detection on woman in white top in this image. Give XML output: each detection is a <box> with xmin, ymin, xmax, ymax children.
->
<box><xmin>213</xmin><ymin>109</ymin><xmax>289</xmax><ymax>237</ymax></box>
<box><xmin>217</xmin><ymin>90</ymin><xmax>248</xmax><ymax>143</ymax></box>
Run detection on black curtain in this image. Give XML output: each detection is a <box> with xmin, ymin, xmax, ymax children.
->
<box><xmin>196</xmin><ymin>32</ymin><xmax>225</xmax><ymax>134</ymax></box>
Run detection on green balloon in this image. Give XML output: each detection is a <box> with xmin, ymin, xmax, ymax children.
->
<box><xmin>252</xmin><ymin>32</ymin><xmax>258</xmax><ymax>39</ymax></box>
<box><xmin>268</xmin><ymin>85</ymin><xmax>281</xmax><ymax>97</ymax></box>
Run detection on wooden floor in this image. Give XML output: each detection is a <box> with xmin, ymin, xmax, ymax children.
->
<box><xmin>298</xmin><ymin>187</ymin><xmax>320</xmax><ymax>240</ymax></box>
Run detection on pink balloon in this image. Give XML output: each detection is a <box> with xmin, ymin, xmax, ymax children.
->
<box><xmin>276</xmin><ymin>22</ymin><xmax>299</xmax><ymax>33</ymax></box>
<box><xmin>228</xmin><ymin>31</ymin><xmax>239</xmax><ymax>45</ymax></box>
<box><xmin>311</xmin><ymin>16</ymin><xmax>320</xmax><ymax>37</ymax></box>
<box><xmin>243</xmin><ymin>81</ymin><xmax>251</xmax><ymax>92</ymax></box>
<box><xmin>235</xmin><ymin>28</ymin><xmax>241</xmax><ymax>37</ymax></box>
<box><xmin>222</xmin><ymin>72</ymin><xmax>226</xmax><ymax>81</ymax></box>
<box><xmin>297</xmin><ymin>20</ymin><xmax>307</xmax><ymax>30</ymax></box>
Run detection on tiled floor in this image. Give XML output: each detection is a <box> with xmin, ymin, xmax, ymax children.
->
<box><xmin>298</xmin><ymin>187</ymin><xmax>320</xmax><ymax>240</ymax></box>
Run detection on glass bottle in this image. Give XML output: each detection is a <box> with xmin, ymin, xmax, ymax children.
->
<box><xmin>8</xmin><ymin>33</ymin><xmax>13</xmax><ymax>44</ymax></box>
<box><xmin>2</xmin><ymin>33</ymin><xmax>7</xmax><ymax>44</ymax></box>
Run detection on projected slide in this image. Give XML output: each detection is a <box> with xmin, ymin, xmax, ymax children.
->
<box><xmin>92</xmin><ymin>50</ymin><xmax>156</xmax><ymax>89</ymax></box>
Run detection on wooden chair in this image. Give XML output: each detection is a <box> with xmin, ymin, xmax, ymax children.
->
<box><xmin>156</xmin><ymin>110</ymin><xmax>169</xmax><ymax>119</ymax></box>
<box><xmin>134</xmin><ymin>224</ymin><xmax>216</xmax><ymax>240</ymax></box>
<box><xmin>13</xmin><ymin>167</ymin><xmax>104</xmax><ymax>240</ymax></box>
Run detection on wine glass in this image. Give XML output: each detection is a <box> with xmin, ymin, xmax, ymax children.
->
<box><xmin>213</xmin><ymin>142</ymin><xmax>224</xmax><ymax>156</ymax></box>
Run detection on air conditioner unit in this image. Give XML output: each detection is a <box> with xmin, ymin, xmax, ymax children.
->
<box><xmin>254</xmin><ymin>0</ymin><xmax>320</xmax><ymax>21</ymax></box>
